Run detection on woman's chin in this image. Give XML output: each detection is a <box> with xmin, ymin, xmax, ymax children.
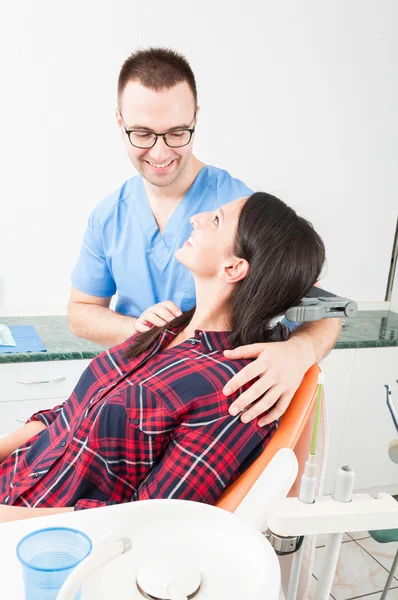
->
<box><xmin>175</xmin><ymin>246</ymin><xmax>190</xmax><ymax>267</ymax></box>
<box><xmin>176</xmin><ymin>247</ymin><xmax>202</xmax><ymax>277</ymax></box>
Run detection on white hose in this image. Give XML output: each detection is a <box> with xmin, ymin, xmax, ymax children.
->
<box><xmin>56</xmin><ymin>537</ymin><xmax>132</xmax><ymax>600</ymax></box>
<box><xmin>314</xmin><ymin>533</ymin><xmax>343</xmax><ymax>600</ymax></box>
<box><xmin>315</xmin><ymin>466</ymin><xmax>355</xmax><ymax>600</ymax></box>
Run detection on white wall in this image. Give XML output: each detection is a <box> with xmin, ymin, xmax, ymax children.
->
<box><xmin>0</xmin><ymin>0</ymin><xmax>397</xmax><ymax>315</ymax></box>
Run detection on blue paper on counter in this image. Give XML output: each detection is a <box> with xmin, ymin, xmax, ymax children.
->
<box><xmin>0</xmin><ymin>326</ymin><xmax>46</xmax><ymax>354</ymax></box>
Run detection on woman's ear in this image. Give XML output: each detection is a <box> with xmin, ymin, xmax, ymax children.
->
<box><xmin>219</xmin><ymin>257</ymin><xmax>249</xmax><ymax>284</ymax></box>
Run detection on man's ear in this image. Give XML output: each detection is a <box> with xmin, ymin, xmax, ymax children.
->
<box><xmin>115</xmin><ymin>108</ymin><xmax>124</xmax><ymax>138</ymax></box>
<box><xmin>219</xmin><ymin>257</ymin><xmax>249</xmax><ymax>284</ymax></box>
<box><xmin>194</xmin><ymin>106</ymin><xmax>200</xmax><ymax>124</ymax></box>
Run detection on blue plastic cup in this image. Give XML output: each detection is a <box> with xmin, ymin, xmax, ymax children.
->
<box><xmin>16</xmin><ymin>526</ymin><xmax>92</xmax><ymax>600</ymax></box>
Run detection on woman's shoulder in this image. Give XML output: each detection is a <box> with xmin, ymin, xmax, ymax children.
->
<box><xmin>199</xmin><ymin>322</ymin><xmax>291</xmax><ymax>384</ymax></box>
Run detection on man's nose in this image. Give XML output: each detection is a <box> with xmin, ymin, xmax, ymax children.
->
<box><xmin>147</xmin><ymin>136</ymin><xmax>171</xmax><ymax>161</ymax></box>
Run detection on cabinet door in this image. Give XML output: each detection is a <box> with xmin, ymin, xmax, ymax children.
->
<box><xmin>0</xmin><ymin>397</ymin><xmax>66</xmax><ymax>434</ymax></box>
<box><xmin>319</xmin><ymin>349</ymin><xmax>356</xmax><ymax>494</ymax></box>
<box><xmin>0</xmin><ymin>360</ymin><xmax>91</xmax><ymax>403</ymax></box>
<box><xmin>339</xmin><ymin>347</ymin><xmax>398</xmax><ymax>491</ymax></box>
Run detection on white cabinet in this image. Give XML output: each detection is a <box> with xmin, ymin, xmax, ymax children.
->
<box><xmin>321</xmin><ymin>346</ymin><xmax>398</xmax><ymax>495</ymax></box>
<box><xmin>0</xmin><ymin>359</ymin><xmax>90</xmax><ymax>433</ymax></box>
<box><xmin>339</xmin><ymin>347</ymin><xmax>398</xmax><ymax>493</ymax></box>
<box><xmin>0</xmin><ymin>398</ymin><xmax>63</xmax><ymax>434</ymax></box>
<box><xmin>320</xmin><ymin>349</ymin><xmax>356</xmax><ymax>494</ymax></box>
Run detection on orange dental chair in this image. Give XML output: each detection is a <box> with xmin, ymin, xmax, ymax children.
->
<box><xmin>216</xmin><ymin>364</ymin><xmax>326</xmax><ymax>600</ymax></box>
<box><xmin>216</xmin><ymin>364</ymin><xmax>322</xmax><ymax>512</ymax></box>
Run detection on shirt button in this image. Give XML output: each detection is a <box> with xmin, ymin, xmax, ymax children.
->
<box><xmin>61</xmin><ymin>441</ymin><xmax>66</xmax><ymax>447</ymax></box>
<box><xmin>190</xmin><ymin>340</ymin><xmax>198</xmax><ymax>344</ymax></box>
<box><xmin>34</xmin><ymin>473</ymin><xmax>39</xmax><ymax>478</ymax></box>
<box><xmin>132</xmin><ymin>418</ymin><xmax>140</xmax><ymax>425</ymax></box>
<box><xmin>4</xmin><ymin>499</ymin><xmax>8</xmax><ymax>504</ymax></box>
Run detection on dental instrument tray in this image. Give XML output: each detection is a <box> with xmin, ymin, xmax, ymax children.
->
<box><xmin>285</xmin><ymin>286</ymin><xmax>357</xmax><ymax>322</ymax></box>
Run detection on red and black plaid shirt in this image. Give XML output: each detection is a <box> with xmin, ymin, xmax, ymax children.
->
<box><xmin>0</xmin><ymin>328</ymin><xmax>278</xmax><ymax>510</ymax></box>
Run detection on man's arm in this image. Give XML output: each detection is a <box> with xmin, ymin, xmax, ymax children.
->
<box><xmin>223</xmin><ymin>317</ymin><xmax>342</xmax><ymax>427</ymax></box>
<box><xmin>67</xmin><ymin>286</ymin><xmax>137</xmax><ymax>347</ymax></box>
<box><xmin>289</xmin><ymin>316</ymin><xmax>342</xmax><ymax>364</ymax></box>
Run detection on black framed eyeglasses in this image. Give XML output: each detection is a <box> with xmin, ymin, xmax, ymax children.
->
<box><xmin>119</xmin><ymin>112</ymin><xmax>196</xmax><ymax>149</ymax></box>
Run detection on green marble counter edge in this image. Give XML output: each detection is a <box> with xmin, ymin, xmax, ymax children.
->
<box><xmin>0</xmin><ymin>311</ymin><xmax>397</xmax><ymax>363</ymax></box>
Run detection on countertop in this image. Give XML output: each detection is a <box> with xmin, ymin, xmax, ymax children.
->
<box><xmin>0</xmin><ymin>310</ymin><xmax>397</xmax><ymax>364</ymax></box>
<box><xmin>0</xmin><ymin>316</ymin><xmax>106</xmax><ymax>363</ymax></box>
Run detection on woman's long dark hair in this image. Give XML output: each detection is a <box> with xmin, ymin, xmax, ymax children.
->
<box><xmin>125</xmin><ymin>192</ymin><xmax>325</xmax><ymax>359</ymax></box>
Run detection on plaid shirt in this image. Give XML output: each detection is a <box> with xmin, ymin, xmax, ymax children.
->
<box><xmin>0</xmin><ymin>328</ymin><xmax>278</xmax><ymax>510</ymax></box>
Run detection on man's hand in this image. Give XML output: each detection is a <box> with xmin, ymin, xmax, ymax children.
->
<box><xmin>223</xmin><ymin>338</ymin><xmax>315</xmax><ymax>427</ymax></box>
<box><xmin>135</xmin><ymin>301</ymin><xmax>182</xmax><ymax>333</ymax></box>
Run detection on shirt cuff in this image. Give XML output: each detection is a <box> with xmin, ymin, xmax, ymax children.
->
<box><xmin>26</xmin><ymin>408</ymin><xmax>61</xmax><ymax>427</ymax></box>
<box><xmin>71</xmin><ymin>276</ymin><xmax>116</xmax><ymax>299</ymax></box>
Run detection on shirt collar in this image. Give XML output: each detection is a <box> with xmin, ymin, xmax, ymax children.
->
<box><xmin>160</xmin><ymin>327</ymin><xmax>235</xmax><ymax>353</ymax></box>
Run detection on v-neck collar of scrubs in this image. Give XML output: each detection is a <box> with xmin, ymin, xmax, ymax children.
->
<box><xmin>134</xmin><ymin>165</ymin><xmax>209</xmax><ymax>253</ymax></box>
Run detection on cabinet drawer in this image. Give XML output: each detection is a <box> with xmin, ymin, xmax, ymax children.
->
<box><xmin>339</xmin><ymin>347</ymin><xmax>398</xmax><ymax>490</ymax></box>
<box><xmin>0</xmin><ymin>360</ymin><xmax>91</xmax><ymax>402</ymax></box>
<box><xmin>0</xmin><ymin>397</ymin><xmax>65</xmax><ymax>434</ymax></box>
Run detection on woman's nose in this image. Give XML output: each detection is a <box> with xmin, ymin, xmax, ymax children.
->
<box><xmin>190</xmin><ymin>212</ymin><xmax>206</xmax><ymax>228</ymax></box>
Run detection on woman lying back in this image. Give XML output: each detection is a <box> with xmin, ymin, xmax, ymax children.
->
<box><xmin>0</xmin><ymin>192</ymin><xmax>325</xmax><ymax>522</ymax></box>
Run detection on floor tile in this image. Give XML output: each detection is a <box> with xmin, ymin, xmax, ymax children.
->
<box><xmin>312</xmin><ymin>540</ymin><xmax>391</xmax><ymax>600</ymax></box>
<box><xmin>356</xmin><ymin>537</ymin><xmax>398</xmax><ymax>579</ymax></box>
<box><xmin>351</xmin><ymin>588</ymin><xmax>398</xmax><ymax>599</ymax></box>
<box><xmin>316</xmin><ymin>533</ymin><xmax>351</xmax><ymax>547</ymax></box>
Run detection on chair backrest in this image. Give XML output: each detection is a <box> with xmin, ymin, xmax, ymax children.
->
<box><xmin>216</xmin><ymin>364</ymin><xmax>321</xmax><ymax>512</ymax></box>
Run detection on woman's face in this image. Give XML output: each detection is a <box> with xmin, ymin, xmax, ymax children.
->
<box><xmin>176</xmin><ymin>197</ymin><xmax>247</xmax><ymax>278</ymax></box>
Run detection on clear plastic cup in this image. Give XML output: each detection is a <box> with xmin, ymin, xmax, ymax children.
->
<box><xmin>16</xmin><ymin>526</ymin><xmax>92</xmax><ymax>600</ymax></box>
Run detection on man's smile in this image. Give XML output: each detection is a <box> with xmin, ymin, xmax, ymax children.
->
<box><xmin>144</xmin><ymin>158</ymin><xmax>176</xmax><ymax>171</ymax></box>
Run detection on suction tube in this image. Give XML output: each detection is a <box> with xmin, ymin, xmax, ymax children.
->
<box><xmin>286</xmin><ymin>372</ymin><xmax>324</xmax><ymax>600</ymax></box>
<box><xmin>56</xmin><ymin>538</ymin><xmax>132</xmax><ymax>600</ymax></box>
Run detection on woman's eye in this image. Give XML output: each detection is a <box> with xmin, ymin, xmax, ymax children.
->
<box><xmin>213</xmin><ymin>215</ymin><xmax>219</xmax><ymax>226</ymax></box>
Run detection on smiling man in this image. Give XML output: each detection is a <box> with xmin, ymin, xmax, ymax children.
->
<box><xmin>68</xmin><ymin>47</ymin><xmax>341</xmax><ymax>425</ymax></box>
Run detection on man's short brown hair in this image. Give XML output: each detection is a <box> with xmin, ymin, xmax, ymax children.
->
<box><xmin>118</xmin><ymin>47</ymin><xmax>197</xmax><ymax>106</ymax></box>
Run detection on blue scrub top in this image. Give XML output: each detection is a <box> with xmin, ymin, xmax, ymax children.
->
<box><xmin>72</xmin><ymin>165</ymin><xmax>252</xmax><ymax>317</ymax></box>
